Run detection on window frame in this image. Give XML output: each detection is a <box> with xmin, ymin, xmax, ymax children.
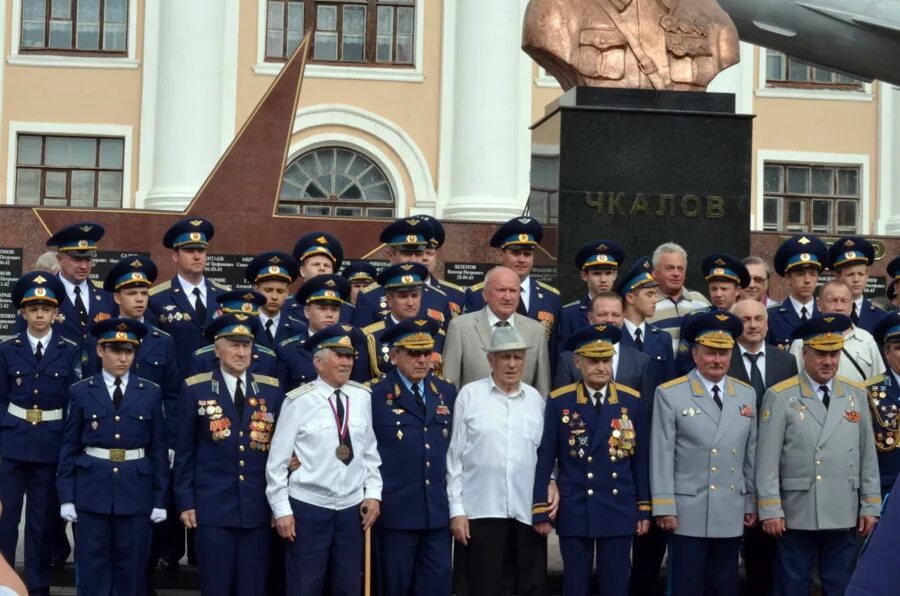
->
<box><xmin>764</xmin><ymin>50</ymin><xmax>864</xmax><ymax>91</ymax></box>
<box><xmin>762</xmin><ymin>162</ymin><xmax>861</xmax><ymax>234</ymax></box>
<box><xmin>756</xmin><ymin>49</ymin><xmax>872</xmax><ymax>102</ymax></box>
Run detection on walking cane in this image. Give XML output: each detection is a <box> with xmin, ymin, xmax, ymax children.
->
<box><xmin>364</xmin><ymin>527</ymin><xmax>372</xmax><ymax>596</ymax></box>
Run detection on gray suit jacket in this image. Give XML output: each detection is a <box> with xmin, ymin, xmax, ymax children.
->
<box><xmin>442</xmin><ymin>309</ymin><xmax>551</xmax><ymax>397</ymax></box>
<box><xmin>756</xmin><ymin>374</ymin><xmax>881</xmax><ymax>530</ymax></box>
<box><xmin>651</xmin><ymin>369</ymin><xmax>758</xmax><ymax>538</ymax></box>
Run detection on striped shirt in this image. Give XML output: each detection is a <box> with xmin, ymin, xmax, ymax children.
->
<box><xmin>647</xmin><ymin>289</ymin><xmax>710</xmax><ymax>352</ymax></box>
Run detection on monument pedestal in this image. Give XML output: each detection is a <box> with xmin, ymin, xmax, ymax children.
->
<box><xmin>531</xmin><ymin>87</ymin><xmax>753</xmax><ymax>301</ymax></box>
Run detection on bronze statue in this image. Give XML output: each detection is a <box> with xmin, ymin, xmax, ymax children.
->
<box><xmin>523</xmin><ymin>0</ymin><xmax>740</xmax><ymax>91</ymax></box>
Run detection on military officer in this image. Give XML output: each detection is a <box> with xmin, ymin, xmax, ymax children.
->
<box><xmin>361</xmin><ymin>263</ymin><xmax>446</xmax><ymax>381</ymax></box>
<box><xmin>558</xmin><ymin>240</ymin><xmax>625</xmax><ymax>349</ymax></box>
<box><xmin>370</xmin><ymin>317</ymin><xmax>457</xmax><ymax>595</ymax></box>
<box><xmin>756</xmin><ymin>315</ymin><xmax>880</xmax><ymax>596</ymax></box>
<box><xmin>702</xmin><ymin>253</ymin><xmax>749</xmax><ymax>311</ymax></box>
<box><xmin>767</xmin><ymin>234</ymin><xmax>829</xmax><ymax>349</ymax></box>
<box><xmin>354</xmin><ymin>217</ymin><xmax>453</xmax><ymax>330</ymax></box>
<box><xmin>286</xmin><ymin>231</ymin><xmax>354</xmax><ymax>324</ymax></box>
<box><xmin>174</xmin><ymin>313</ymin><xmax>284</xmax><ymax>595</ymax></box>
<box><xmin>416</xmin><ymin>214</ymin><xmax>467</xmax><ymax>317</ymax></box>
<box><xmin>149</xmin><ymin>217</ymin><xmax>229</xmax><ymax>380</ymax></box>
<box><xmin>57</xmin><ymin>318</ymin><xmax>169</xmax><ymax>596</ymax></box>
<box><xmin>246</xmin><ymin>251</ymin><xmax>304</xmax><ymax>351</ymax></box>
<box><xmin>828</xmin><ymin>236</ymin><xmax>886</xmax><ymax>334</ymax></box>
<box><xmin>189</xmin><ymin>291</ymin><xmax>279</xmax><ymax>379</ymax></box>
<box><xmin>651</xmin><ymin>311</ymin><xmax>757</xmax><ymax>596</ymax></box>
<box><xmin>533</xmin><ymin>325</ymin><xmax>649</xmax><ymax>596</ymax></box>
<box><xmin>866</xmin><ymin>312</ymin><xmax>900</xmax><ymax>496</ymax></box>
<box><xmin>341</xmin><ymin>261</ymin><xmax>377</xmax><ymax>305</ymax></box>
<box><xmin>0</xmin><ymin>272</ymin><xmax>80</xmax><ymax>595</ymax></box>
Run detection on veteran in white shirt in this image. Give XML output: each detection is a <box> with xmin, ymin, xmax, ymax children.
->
<box><xmin>266</xmin><ymin>324</ymin><xmax>382</xmax><ymax>596</ymax></box>
<box><xmin>446</xmin><ymin>326</ymin><xmax>547</xmax><ymax>596</ymax></box>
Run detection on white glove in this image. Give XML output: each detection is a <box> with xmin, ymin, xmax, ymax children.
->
<box><xmin>60</xmin><ymin>503</ymin><xmax>77</xmax><ymax>523</ymax></box>
<box><xmin>168</xmin><ymin>449</ymin><xmax>175</xmax><ymax>470</ymax></box>
<box><xmin>150</xmin><ymin>508</ymin><xmax>167</xmax><ymax>523</ymax></box>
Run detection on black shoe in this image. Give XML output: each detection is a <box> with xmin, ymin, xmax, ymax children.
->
<box><xmin>158</xmin><ymin>557</ymin><xmax>179</xmax><ymax>570</ymax></box>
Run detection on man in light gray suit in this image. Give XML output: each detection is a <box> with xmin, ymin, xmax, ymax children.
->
<box><xmin>651</xmin><ymin>310</ymin><xmax>757</xmax><ymax>596</ymax></box>
<box><xmin>443</xmin><ymin>267</ymin><xmax>550</xmax><ymax>397</ymax></box>
<box><xmin>756</xmin><ymin>314</ymin><xmax>880</xmax><ymax>596</ymax></box>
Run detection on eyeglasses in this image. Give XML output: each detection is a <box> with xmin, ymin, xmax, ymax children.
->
<box><xmin>405</xmin><ymin>349</ymin><xmax>433</xmax><ymax>359</ymax></box>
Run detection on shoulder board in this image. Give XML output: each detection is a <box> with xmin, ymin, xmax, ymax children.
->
<box><xmin>279</xmin><ymin>335</ymin><xmax>302</xmax><ymax>348</ymax></box>
<box><xmin>438</xmin><ymin>328</ymin><xmax>446</xmax><ymax>336</ymax></box>
<box><xmin>563</xmin><ymin>300</ymin><xmax>580</xmax><ymax>308</ymax></box>
<box><xmin>194</xmin><ymin>345</ymin><xmax>215</xmax><ymax>355</ymax></box>
<box><xmin>256</xmin><ymin>345</ymin><xmax>276</xmax><ymax>357</ymax></box>
<box><xmin>210</xmin><ymin>280</ymin><xmax>231</xmax><ymax>291</ymax></box>
<box><xmin>90</xmin><ymin>279</ymin><xmax>104</xmax><ymax>289</ymax></box>
<box><xmin>659</xmin><ymin>375</ymin><xmax>688</xmax><ymax>390</ymax></box>
<box><xmin>1</xmin><ymin>336</ymin><xmax>18</xmax><ymax>344</ymax></box>
<box><xmin>185</xmin><ymin>372</ymin><xmax>213</xmax><ymax>386</ymax></box>
<box><xmin>550</xmin><ymin>383</ymin><xmax>577</xmax><ymax>399</ymax></box>
<box><xmin>148</xmin><ymin>280</ymin><xmax>172</xmax><ymax>296</ymax></box>
<box><xmin>440</xmin><ymin>280</ymin><xmax>465</xmax><ymax>291</ymax></box>
<box><xmin>71</xmin><ymin>377</ymin><xmax>93</xmax><ymax>388</ymax></box>
<box><xmin>470</xmin><ymin>281</ymin><xmax>485</xmax><ymax>291</ymax></box>
<box><xmin>345</xmin><ymin>380</ymin><xmax>372</xmax><ymax>393</ymax></box>
<box><xmin>360</xmin><ymin>282</ymin><xmax>381</xmax><ymax>295</ymax></box>
<box><xmin>286</xmin><ymin>383</ymin><xmax>316</xmax><ymax>399</ymax></box>
<box><xmin>770</xmin><ymin>377</ymin><xmax>799</xmax><ymax>393</ymax></box>
<box><xmin>150</xmin><ymin>325</ymin><xmax>170</xmax><ymax>336</ymax></box>
<box><xmin>251</xmin><ymin>373</ymin><xmax>280</xmax><ymax>387</ymax></box>
<box><xmin>614</xmin><ymin>383</ymin><xmax>640</xmax><ymax>398</ymax></box>
<box><xmin>865</xmin><ymin>374</ymin><xmax>886</xmax><ymax>387</ymax></box>
<box><xmin>59</xmin><ymin>336</ymin><xmax>79</xmax><ymax>347</ymax></box>
<box><xmin>136</xmin><ymin>378</ymin><xmax>160</xmax><ymax>389</ymax></box>
<box><xmin>536</xmin><ymin>281</ymin><xmax>560</xmax><ymax>295</ymax></box>
<box><xmin>362</xmin><ymin>321</ymin><xmax>386</xmax><ymax>334</ymax></box>
<box><xmin>837</xmin><ymin>375</ymin><xmax>866</xmax><ymax>390</ymax></box>
<box><xmin>730</xmin><ymin>377</ymin><xmax>753</xmax><ymax>390</ymax></box>
<box><xmin>426</xmin><ymin>284</ymin><xmax>447</xmax><ymax>297</ymax></box>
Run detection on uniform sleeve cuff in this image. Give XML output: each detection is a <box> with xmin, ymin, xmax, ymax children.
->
<box><xmin>651</xmin><ymin>496</ymin><xmax>676</xmax><ymax>517</ymax></box>
<box><xmin>449</xmin><ymin>503</ymin><xmax>466</xmax><ymax>518</ymax></box>
<box><xmin>271</xmin><ymin>501</ymin><xmax>292</xmax><ymax>519</ymax></box>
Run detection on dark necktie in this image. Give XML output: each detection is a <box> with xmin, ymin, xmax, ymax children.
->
<box><xmin>820</xmin><ymin>385</ymin><xmax>830</xmax><ymax>410</ymax></box>
<box><xmin>593</xmin><ymin>391</ymin><xmax>603</xmax><ymax>415</ymax></box>
<box><xmin>113</xmin><ymin>377</ymin><xmax>124</xmax><ymax>409</ymax></box>
<box><xmin>234</xmin><ymin>378</ymin><xmax>245</xmax><ymax>419</ymax></box>
<box><xmin>73</xmin><ymin>286</ymin><xmax>88</xmax><ymax>328</ymax></box>
<box><xmin>265</xmin><ymin>319</ymin><xmax>275</xmax><ymax>342</ymax></box>
<box><xmin>192</xmin><ymin>288</ymin><xmax>207</xmax><ymax>322</ymax></box>
<box><xmin>34</xmin><ymin>341</ymin><xmax>43</xmax><ymax>363</ymax></box>
<box><xmin>851</xmin><ymin>302</ymin><xmax>859</xmax><ymax>325</ymax></box>
<box><xmin>336</xmin><ymin>390</ymin><xmax>353</xmax><ymax>464</ymax></box>
<box><xmin>516</xmin><ymin>296</ymin><xmax>527</xmax><ymax>316</ymax></box>
<box><xmin>745</xmin><ymin>352</ymin><xmax>766</xmax><ymax>406</ymax></box>
<box><xmin>495</xmin><ymin>320</ymin><xmax>510</xmax><ymax>328</ymax></box>
<box><xmin>712</xmin><ymin>385</ymin><xmax>723</xmax><ymax>410</ymax></box>
<box><xmin>800</xmin><ymin>306</ymin><xmax>809</xmax><ymax>322</ymax></box>
<box><xmin>412</xmin><ymin>383</ymin><xmax>426</xmax><ymax>414</ymax></box>
<box><xmin>634</xmin><ymin>328</ymin><xmax>644</xmax><ymax>351</ymax></box>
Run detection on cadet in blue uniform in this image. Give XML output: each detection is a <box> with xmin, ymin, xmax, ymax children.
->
<box><xmin>370</xmin><ymin>317</ymin><xmax>457</xmax><ymax>596</ymax></box>
<box><xmin>353</xmin><ymin>217</ymin><xmax>452</xmax><ymax>330</ymax></box>
<box><xmin>0</xmin><ymin>272</ymin><xmax>80</xmax><ymax>596</ymax></box>
<box><xmin>285</xmin><ymin>231</ymin><xmax>354</xmax><ymax>324</ymax></box>
<box><xmin>175</xmin><ymin>314</ymin><xmax>284</xmax><ymax>595</ymax></box>
<box><xmin>866</xmin><ymin>312</ymin><xmax>900</xmax><ymax>496</ymax></box>
<box><xmin>887</xmin><ymin>257</ymin><xmax>900</xmax><ymax>311</ymax></box>
<box><xmin>558</xmin><ymin>240</ymin><xmax>624</xmax><ymax>349</ymax></box>
<box><xmin>361</xmin><ymin>263</ymin><xmax>446</xmax><ymax>381</ymax></box>
<box><xmin>189</xmin><ymin>291</ymin><xmax>279</xmax><ymax>379</ymax></box>
<box><xmin>845</xmin><ymin>475</ymin><xmax>900</xmax><ymax>596</ymax></box>
<box><xmin>767</xmin><ymin>235</ymin><xmax>828</xmax><ymax>349</ymax></box>
<box><xmin>533</xmin><ymin>325</ymin><xmax>650</xmax><ymax>596</ymax></box>
<box><xmin>246</xmin><ymin>251</ymin><xmax>304</xmax><ymax>351</ymax></box>
<box><xmin>57</xmin><ymin>318</ymin><xmax>169</xmax><ymax>596</ymax></box>
<box><xmin>828</xmin><ymin>236</ymin><xmax>886</xmax><ymax>334</ymax></box>
<box><xmin>278</xmin><ymin>275</ymin><xmax>370</xmax><ymax>390</ymax></box>
<box><xmin>149</xmin><ymin>217</ymin><xmax>229</xmax><ymax>380</ymax></box>
<box><xmin>416</xmin><ymin>215</ymin><xmax>466</xmax><ymax>318</ymax></box>
<box><xmin>342</xmin><ymin>262</ymin><xmax>377</xmax><ymax>306</ymax></box>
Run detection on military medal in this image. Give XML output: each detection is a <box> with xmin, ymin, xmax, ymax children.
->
<box><xmin>442</xmin><ymin>428</ymin><xmax>449</xmax><ymax>438</ymax></box>
<box><xmin>91</xmin><ymin>421</ymin><xmax>98</xmax><ymax>430</ymax></box>
<box><xmin>396</xmin><ymin>430</ymin><xmax>403</xmax><ymax>441</ymax></box>
<box><xmin>328</xmin><ymin>392</ymin><xmax>351</xmax><ymax>461</ymax></box>
<box><xmin>336</xmin><ymin>444</ymin><xmax>351</xmax><ymax>461</ymax></box>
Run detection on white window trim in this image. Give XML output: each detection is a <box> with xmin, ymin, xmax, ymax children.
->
<box><xmin>253</xmin><ymin>0</ymin><xmax>425</xmax><ymax>82</ymax></box>
<box><xmin>535</xmin><ymin>66</ymin><xmax>560</xmax><ymax>89</ymax></box>
<box><xmin>6</xmin><ymin>121</ymin><xmax>134</xmax><ymax>208</ymax></box>
<box><xmin>755</xmin><ymin>150</ymin><xmax>870</xmax><ymax>235</ymax></box>
<box><xmin>755</xmin><ymin>49</ymin><xmax>872</xmax><ymax>102</ymax></box>
<box><xmin>8</xmin><ymin>0</ymin><xmax>138</xmax><ymax>69</ymax></box>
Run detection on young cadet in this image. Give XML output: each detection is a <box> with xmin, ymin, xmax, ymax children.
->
<box><xmin>888</xmin><ymin>257</ymin><xmax>900</xmax><ymax>311</ymax></box>
<box><xmin>175</xmin><ymin>314</ymin><xmax>284</xmax><ymax>595</ymax></box>
<box><xmin>702</xmin><ymin>253</ymin><xmax>749</xmax><ymax>311</ymax></box>
<box><xmin>558</xmin><ymin>240</ymin><xmax>625</xmax><ymax>348</ymax></box>
<box><xmin>287</xmin><ymin>231</ymin><xmax>354</xmax><ymax>324</ymax></box>
<box><xmin>0</xmin><ymin>272</ymin><xmax>80</xmax><ymax>596</ymax></box>
<box><xmin>189</xmin><ymin>291</ymin><xmax>279</xmax><ymax>379</ymax></box>
<box><xmin>361</xmin><ymin>263</ymin><xmax>446</xmax><ymax>381</ymax></box>
<box><xmin>866</xmin><ymin>312</ymin><xmax>900</xmax><ymax>497</ymax></box>
<box><xmin>416</xmin><ymin>214</ymin><xmax>467</xmax><ymax>318</ymax></box>
<box><xmin>342</xmin><ymin>262</ymin><xmax>377</xmax><ymax>306</ymax></box>
<box><xmin>767</xmin><ymin>234</ymin><xmax>829</xmax><ymax>349</ymax></box>
<box><xmin>370</xmin><ymin>318</ymin><xmax>457</xmax><ymax>595</ymax></box>
<box><xmin>354</xmin><ymin>217</ymin><xmax>452</xmax><ymax>330</ymax></box>
<box><xmin>245</xmin><ymin>251</ymin><xmax>304</xmax><ymax>351</ymax></box>
<box><xmin>828</xmin><ymin>236</ymin><xmax>886</xmax><ymax>334</ymax></box>
<box><xmin>278</xmin><ymin>275</ymin><xmax>370</xmax><ymax>391</ymax></box>
<box><xmin>57</xmin><ymin>318</ymin><xmax>168</xmax><ymax>596</ymax></box>
<box><xmin>533</xmin><ymin>325</ymin><xmax>649</xmax><ymax>596</ymax></box>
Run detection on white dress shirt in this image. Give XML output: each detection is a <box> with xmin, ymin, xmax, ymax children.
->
<box><xmin>892</xmin><ymin>370</ymin><xmax>900</xmax><ymax>389</ymax></box>
<box><xmin>738</xmin><ymin>344</ymin><xmax>766</xmax><ymax>383</ymax></box>
<box><xmin>26</xmin><ymin>330</ymin><xmax>52</xmax><ymax>355</ymax></box>
<box><xmin>804</xmin><ymin>371</ymin><xmax>833</xmax><ymax>403</ymax></box>
<box><xmin>220</xmin><ymin>368</ymin><xmax>247</xmax><ymax>403</ymax></box>
<box><xmin>585</xmin><ymin>384</ymin><xmax>607</xmax><ymax>406</ymax></box>
<box><xmin>486</xmin><ymin>308</ymin><xmax>515</xmax><ymax>329</ymax></box>
<box><xmin>446</xmin><ymin>376</ymin><xmax>546</xmax><ymax>525</ymax></box>
<box><xmin>853</xmin><ymin>297</ymin><xmax>864</xmax><ymax>318</ymax></box>
<box><xmin>266</xmin><ymin>377</ymin><xmax>382</xmax><ymax>518</ymax></box>
<box><xmin>623</xmin><ymin>319</ymin><xmax>646</xmax><ymax>345</ymax></box>
<box><xmin>259</xmin><ymin>312</ymin><xmax>280</xmax><ymax>337</ymax></box>
<box><xmin>788</xmin><ymin>296</ymin><xmax>815</xmax><ymax>320</ymax></box>
<box><xmin>101</xmin><ymin>370</ymin><xmax>129</xmax><ymax>401</ymax></box>
<box><xmin>697</xmin><ymin>373</ymin><xmax>723</xmax><ymax>399</ymax></box>
<box><xmin>58</xmin><ymin>275</ymin><xmax>90</xmax><ymax>315</ymax></box>
<box><xmin>519</xmin><ymin>277</ymin><xmax>531</xmax><ymax>312</ymax></box>
<box><xmin>177</xmin><ymin>274</ymin><xmax>207</xmax><ymax>309</ymax></box>
<box><xmin>788</xmin><ymin>326</ymin><xmax>881</xmax><ymax>383</ymax></box>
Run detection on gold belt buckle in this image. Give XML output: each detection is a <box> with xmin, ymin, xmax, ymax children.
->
<box><xmin>109</xmin><ymin>449</ymin><xmax>126</xmax><ymax>462</ymax></box>
<box><xmin>26</xmin><ymin>409</ymin><xmax>43</xmax><ymax>424</ymax></box>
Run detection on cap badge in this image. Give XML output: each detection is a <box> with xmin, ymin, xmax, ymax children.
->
<box><xmin>33</xmin><ymin>275</ymin><xmax>46</xmax><ymax>284</ymax></box>
<box><xmin>798</xmin><ymin>236</ymin><xmax>811</xmax><ymax>245</ymax></box>
<box><xmin>715</xmin><ymin>314</ymin><xmax>729</xmax><ymax>322</ymax></box>
<box><xmin>79</xmin><ymin>225</ymin><xmax>93</xmax><ymax>232</ymax></box>
<box><xmin>189</xmin><ymin>219</ymin><xmax>204</xmax><ymax>227</ymax></box>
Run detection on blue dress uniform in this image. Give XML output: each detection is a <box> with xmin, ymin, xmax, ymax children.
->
<box><xmin>244</xmin><ymin>251</ymin><xmax>304</xmax><ymax>351</ymax></box>
<box><xmin>845</xmin><ymin>475</ymin><xmax>900</xmax><ymax>596</ymax></box>
<box><xmin>766</xmin><ymin>235</ymin><xmax>828</xmax><ymax>349</ymax></box>
<box><xmin>174</xmin><ymin>316</ymin><xmax>285</xmax><ymax>596</ymax></box>
<box><xmin>370</xmin><ymin>319</ymin><xmax>457</xmax><ymax>596</ymax></box>
<box><xmin>866</xmin><ymin>314</ymin><xmax>900</xmax><ymax>496</ymax></box>
<box><xmin>0</xmin><ymin>273</ymin><xmax>80</xmax><ymax>595</ymax></box>
<box><xmin>532</xmin><ymin>326</ymin><xmax>650</xmax><ymax>596</ymax></box>
<box><xmin>56</xmin><ymin>319</ymin><xmax>169</xmax><ymax>596</ymax></box>
<box><xmin>827</xmin><ymin>236</ymin><xmax>887</xmax><ymax>334</ymax></box>
<box><xmin>558</xmin><ymin>240</ymin><xmax>625</xmax><ymax>348</ymax></box>
<box><xmin>283</xmin><ymin>231</ymin><xmax>355</xmax><ymax>325</ymax></box>
<box><xmin>415</xmin><ymin>214</ymin><xmax>467</xmax><ymax>318</ymax></box>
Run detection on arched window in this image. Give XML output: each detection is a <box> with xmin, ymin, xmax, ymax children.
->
<box><xmin>278</xmin><ymin>147</ymin><xmax>395</xmax><ymax>218</ymax></box>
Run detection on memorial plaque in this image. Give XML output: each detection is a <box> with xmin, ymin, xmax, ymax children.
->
<box><xmin>89</xmin><ymin>251</ymin><xmax>151</xmax><ymax>283</ymax></box>
<box><xmin>337</xmin><ymin>259</ymin><xmax>390</xmax><ymax>278</ymax></box>
<box><xmin>444</xmin><ymin>262</ymin><xmax>557</xmax><ymax>289</ymax></box>
<box><xmin>206</xmin><ymin>254</ymin><xmax>256</xmax><ymax>290</ymax></box>
<box><xmin>816</xmin><ymin>272</ymin><xmax>886</xmax><ymax>300</ymax></box>
<box><xmin>0</xmin><ymin>248</ymin><xmax>23</xmax><ymax>337</ymax></box>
